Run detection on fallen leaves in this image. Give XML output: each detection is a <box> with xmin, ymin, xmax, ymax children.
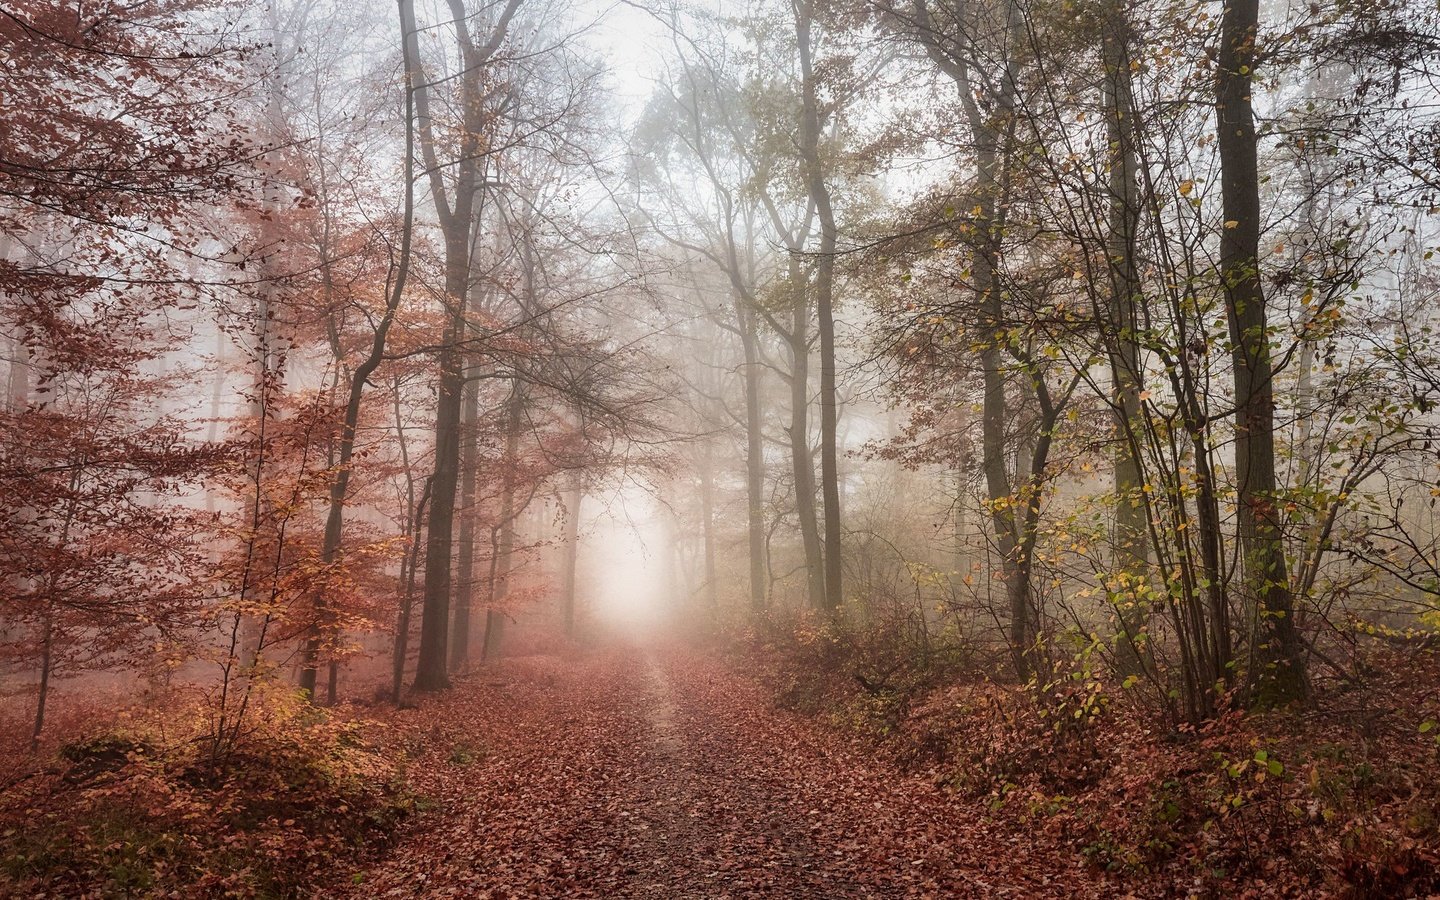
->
<box><xmin>342</xmin><ymin>648</ymin><xmax>1106</xmax><ymax>898</ymax></box>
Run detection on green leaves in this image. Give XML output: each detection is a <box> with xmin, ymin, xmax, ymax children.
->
<box><xmin>1254</xmin><ymin>750</ymin><xmax>1284</xmax><ymax>777</ymax></box>
<box><xmin>1225</xmin><ymin>749</ymin><xmax>1285</xmax><ymax>782</ymax></box>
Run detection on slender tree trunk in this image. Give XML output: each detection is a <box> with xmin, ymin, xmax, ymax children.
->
<box><xmin>393</xmin><ymin>477</ymin><xmax>431</xmax><ymax>703</ymax></box>
<box><xmin>737</xmin><ymin>306</ymin><xmax>768</xmax><ymax>612</ymax></box>
<box><xmin>204</xmin><ymin>329</ymin><xmax>225</xmax><ymax>518</ymax></box>
<box><xmin>399</xmin><ymin>0</ymin><xmax>519</xmax><ymax>691</ymax></box>
<box><xmin>1216</xmin><ymin>0</ymin><xmax>1305</xmax><ymax>703</ymax></box>
<box><xmin>910</xmin><ymin>0</ymin><xmax>1029</xmax><ymax>674</ymax></box>
<box><xmin>450</xmin><ymin>371</ymin><xmax>480</xmax><ymax>672</ymax></box>
<box><xmin>795</xmin><ymin>1</ymin><xmax>843</xmax><ymax>611</ymax></box>
<box><xmin>561</xmin><ymin>487</ymin><xmax>583</xmax><ymax>635</ymax></box>
<box><xmin>1102</xmin><ymin>4</ymin><xmax>1150</xmax><ymax>672</ymax></box>
<box><xmin>788</xmin><ymin>258</ymin><xmax>825</xmax><ymax>608</ymax></box>
<box><xmin>483</xmin><ymin>386</ymin><xmax>524</xmax><ymax>661</ymax></box>
<box><xmin>30</xmin><ymin>605</ymin><xmax>53</xmax><ymax>751</ymax></box>
<box><xmin>414</xmin><ymin>263</ymin><xmax>467</xmax><ymax>691</ymax></box>
<box><xmin>698</xmin><ymin>441</ymin><xmax>719</xmax><ymax>609</ymax></box>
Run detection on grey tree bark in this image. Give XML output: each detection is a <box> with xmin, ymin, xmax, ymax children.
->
<box><xmin>403</xmin><ymin>0</ymin><xmax>522</xmax><ymax>692</ymax></box>
<box><xmin>1216</xmin><ymin>0</ymin><xmax>1305</xmax><ymax>703</ymax></box>
<box><xmin>794</xmin><ymin>0</ymin><xmax>843</xmax><ymax>612</ymax></box>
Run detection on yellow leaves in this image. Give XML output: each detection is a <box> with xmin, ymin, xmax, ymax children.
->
<box><xmin>1179</xmin><ymin>179</ymin><xmax>1195</xmax><ymax>197</ymax></box>
<box><xmin>1224</xmin><ymin>220</ymin><xmax>1239</xmax><ymax>229</ymax></box>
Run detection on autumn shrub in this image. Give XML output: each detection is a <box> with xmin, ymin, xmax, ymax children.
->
<box><xmin>747</xmin><ymin>603</ymin><xmax>974</xmax><ymax>732</ymax></box>
<box><xmin>746</xmin><ymin>608</ymin><xmax>1440</xmax><ymax>895</ymax></box>
<box><xmin>742</xmin><ymin>609</ymin><xmax>851</xmax><ymax>715</ymax></box>
<box><xmin>0</xmin><ymin>686</ymin><xmax>413</xmax><ymax>898</ymax></box>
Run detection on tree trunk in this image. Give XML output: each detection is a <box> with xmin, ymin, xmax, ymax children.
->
<box><xmin>737</xmin><ymin>305</ymin><xmax>768</xmax><ymax>612</ymax></box>
<box><xmin>399</xmin><ymin>0</ymin><xmax>520</xmax><ymax>690</ymax></box>
<box><xmin>788</xmin><ymin>257</ymin><xmax>825</xmax><ymax>609</ymax></box>
<box><xmin>902</xmin><ymin>0</ymin><xmax>1029</xmax><ymax>668</ymax></box>
<box><xmin>483</xmin><ymin>386</ymin><xmax>524</xmax><ymax>661</ymax></box>
<box><xmin>450</xmin><ymin>370</ymin><xmax>480</xmax><ymax>672</ymax></box>
<box><xmin>795</xmin><ymin>1</ymin><xmax>843</xmax><ymax>612</ymax></box>
<box><xmin>393</xmin><ymin>477</ymin><xmax>430</xmax><ymax>703</ymax></box>
<box><xmin>1101</xmin><ymin>4</ymin><xmax>1150</xmax><ymax>672</ymax></box>
<box><xmin>698</xmin><ymin>441</ymin><xmax>719</xmax><ymax>609</ymax></box>
<box><xmin>1216</xmin><ymin>0</ymin><xmax>1305</xmax><ymax>703</ymax></box>
<box><xmin>30</xmin><ymin>605</ymin><xmax>53</xmax><ymax>751</ymax></box>
<box><xmin>561</xmin><ymin>487</ymin><xmax>583</xmax><ymax>635</ymax></box>
<box><xmin>412</xmin><ymin>247</ymin><xmax>468</xmax><ymax>691</ymax></box>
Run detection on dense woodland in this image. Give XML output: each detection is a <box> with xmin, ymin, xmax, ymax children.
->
<box><xmin>3</xmin><ymin>0</ymin><xmax>1440</xmax><ymax>895</ymax></box>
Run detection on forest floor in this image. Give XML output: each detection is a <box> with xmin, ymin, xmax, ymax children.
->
<box><xmin>345</xmin><ymin>645</ymin><xmax>1106</xmax><ymax>898</ymax></box>
<box><xmin>9</xmin><ymin>639</ymin><xmax>1434</xmax><ymax>897</ymax></box>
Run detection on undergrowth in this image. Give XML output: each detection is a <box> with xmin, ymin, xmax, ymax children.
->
<box><xmin>0</xmin><ymin>686</ymin><xmax>415</xmax><ymax>898</ymax></box>
<box><xmin>740</xmin><ymin>612</ymin><xmax>1440</xmax><ymax>898</ymax></box>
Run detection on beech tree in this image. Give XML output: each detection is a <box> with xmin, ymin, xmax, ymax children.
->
<box><xmin>399</xmin><ymin>0</ymin><xmax>523</xmax><ymax>692</ymax></box>
<box><xmin>0</xmin><ymin>0</ymin><xmax>250</xmax><ymax>742</ymax></box>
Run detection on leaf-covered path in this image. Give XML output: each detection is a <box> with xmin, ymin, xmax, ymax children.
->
<box><xmin>348</xmin><ymin>648</ymin><xmax>1106</xmax><ymax>898</ymax></box>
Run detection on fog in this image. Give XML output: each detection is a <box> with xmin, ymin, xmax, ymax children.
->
<box><xmin>583</xmin><ymin>487</ymin><xmax>673</xmax><ymax>635</ymax></box>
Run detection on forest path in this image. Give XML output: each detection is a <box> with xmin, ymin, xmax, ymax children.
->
<box><xmin>345</xmin><ymin>647</ymin><xmax>1102</xmax><ymax>898</ymax></box>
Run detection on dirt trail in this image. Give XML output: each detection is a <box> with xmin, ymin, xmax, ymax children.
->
<box><xmin>346</xmin><ymin>648</ymin><xmax>1104</xmax><ymax>898</ymax></box>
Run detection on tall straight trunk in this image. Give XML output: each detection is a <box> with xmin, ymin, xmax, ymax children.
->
<box><xmin>788</xmin><ymin>257</ymin><xmax>825</xmax><ymax>608</ymax></box>
<box><xmin>31</xmin><ymin>468</ymin><xmax>80</xmax><ymax>748</ymax></box>
<box><xmin>698</xmin><ymin>441</ymin><xmax>719</xmax><ymax>609</ymax></box>
<box><xmin>204</xmin><ymin>329</ymin><xmax>225</xmax><ymax>518</ymax></box>
<box><xmin>6</xmin><ymin>331</ymin><xmax>34</xmax><ymax>660</ymax></box>
<box><xmin>1101</xmin><ymin>3</ymin><xmax>1150</xmax><ymax>670</ymax></box>
<box><xmin>393</xmin><ymin>477</ymin><xmax>430</xmax><ymax>703</ymax></box>
<box><xmin>235</xmin><ymin>12</ymin><xmax>290</xmax><ymax>673</ymax></box>
<box><xmin>414</xmin><ymin>252</ymin><xmax>468</xmax><ymax>691</ymax></box>
<box><xmin>398</xmin><ymin>0</ymin><xmax>522</xmax><ymax>691</ymax></box>
<box><xmin>737</xmin><ymin>305</ymin><xmax>768</xmax><ymax>612</ymax></box>
<box><xmin>1216</xmin><ymin>0</ymin><xmax>1305</xmax><ymax>703</ymax></box>
<box><xmin>795</xmin><ymin>1</ymin><xmax>843</xmax><ymax>611</ymax></box>
<box><xmin>561</xmin><ymin>487</ymin><xmax>583</xmax><ymax>635</ymax></box>
<box><xmin>483</xmin><ymin>387</ymin><xmax>524</xmax><ymax>660</ymax></box>
<box><xmin>449</xmin><ymin>371</ymin><xmax>480</xmax><ymax>671</ymax></box>
<box><xmin>971</xmin><ymin>60</ymin><xmax>1028</xmax><ymax>675</ymax></box>
<box><xmin>30</xmin><ymin>605</ymin><xmax>52</xmax><ymax>751</ymax></box>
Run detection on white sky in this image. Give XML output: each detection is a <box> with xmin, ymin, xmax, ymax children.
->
<box><xmin>578</xmin><ymin>0</ymin><xmax>671</xmax><ymax>117</ymax></box>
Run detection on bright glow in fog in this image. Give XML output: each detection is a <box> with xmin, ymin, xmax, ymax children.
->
<box><xmin>582</xmin><ymin>487</ymin><xmax>673</xmax><ymax>635</ymax></box>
